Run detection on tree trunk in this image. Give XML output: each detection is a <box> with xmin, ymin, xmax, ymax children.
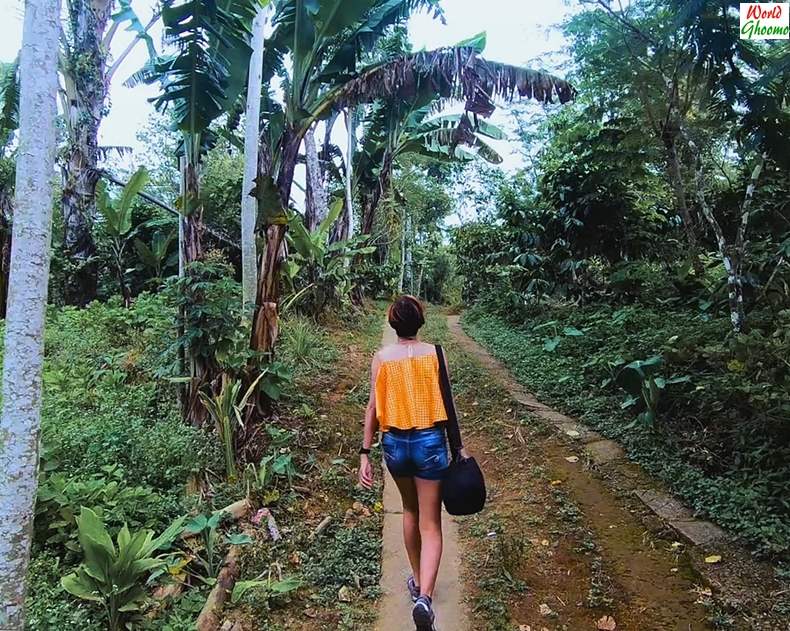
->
<box><xmin>304</xmin><ymin>126</ymin><xmax>326</xmax><ymax>232</ymax></box>
<box><xmin>0</xmin><ymin>191</ymin><xmax>12</xmax><ymax>318</ymax></box>
<box><xmin>180</xmin><ymin>158</ymin><xmax>208</xmax><ymax>425</ymax></box>
<box><xmin>361</xmin><ymin>153</ymin><xmax>392</xmax><ymax>235</ymax></box>
<box><xmin>687</xmin><ymin>133</ymin><xmax>766</xmax><ymax>334</ymax></box>
<box><xmin>240</xmin><ymin>6</ymin><xmax>268</xmax><ymax>310</ymax></box>
<box><xmin>343</xmin><ymin>107</ymin><xmax>356</xmax><ymax>240</ymax></box>
<box><xmin>60</xmin><ymin>0</ymin><xmax>113</xmax><ymax>306</ymax></box>
<box><xmin>250</xmin><ymin>132</ymin><xmax>300</xmax><ymax>354</ymax></box>
<box><xmin>0</xmin><ymin>0</ymin><xmax>61</xmax><ymax>626</ymax></box>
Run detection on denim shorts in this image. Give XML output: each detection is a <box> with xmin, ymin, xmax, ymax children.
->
<box><xmin>381</xmin><ymin>426</ymin><xmax>449</xmax><ymax>480</ymax></box>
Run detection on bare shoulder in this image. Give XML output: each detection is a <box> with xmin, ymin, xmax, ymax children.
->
<box><xmin>376</xmin><ymin>343</ymin><xmax>400</xmax><ymax>361</ymax></box>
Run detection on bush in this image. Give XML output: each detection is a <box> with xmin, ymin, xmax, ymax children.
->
<box><xmin>26</xmin><ymin>552</ymin><xmax>102</xmax><ymax>631</ymax></box>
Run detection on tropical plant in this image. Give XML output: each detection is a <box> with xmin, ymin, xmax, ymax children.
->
<box><xmin>34</xmin><ymin>464</ymin><xmax>169</xmax><ymax>556</ymax></box>
<box><xmin>614</xmin><ymin>356</ymin><xmax>690</xmax><ymax>427</ymax></box>
<box><xmin>284</xmin><ymin>198</ymin><xmax>376</xmax><ymax>313</ymax></box>
<box><xmin>134</xmin><ymin>228</ymin><xmax>177</xmax><ymax>286</ymax></box>
<box><xmin>183</xmin><ymin>511</ymin><xmax>252</xmax><ymax>578</ymax></box>
<box><xmin>96</xmin><ymin>167</ymin><xmax>149</xmax><ymax>305</ymax></box>
<box><xmin>61</xmin><ymin>507</ymin><xmax>186</xmax><ymax>631</ymax></box>
<box><xmin>129</xmin><ymin>0</ymin><xmax>259</xmax><ymax>422</ymax></box>
<box><xmin>251</xmin><ymin>3</ymin><xmax>575</xmax><ymax>352</ymax></box>
<box><xmin>199</xmin><ymin>372</ymin><xmax>265</xmax><ymax>479</ymax></box>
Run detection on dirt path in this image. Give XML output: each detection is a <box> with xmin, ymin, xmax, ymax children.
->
<box><xmin>376</xmin><ymin>322</ymin><xmax>467</xmax><ymax>631</ymax></box>
<box><xmin>445</xmin><ymin>315</ymin><xmax>715</xmax><ymax>631</ymax></box>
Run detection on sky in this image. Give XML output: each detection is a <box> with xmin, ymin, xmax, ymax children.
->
<box><xmin>0</xmin><ymin>0</ymin><xmax>577</xmax><ymax>191</ymax></box>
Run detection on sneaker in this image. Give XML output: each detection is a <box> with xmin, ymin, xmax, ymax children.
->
<box><xmin>407</xmin><ymin>575</ymin><xmax>420</xmax><ymax>602</ymax></box>
<box><xmin>412</xmin><ymin>595</ymin><xmax>436</xmax><ymax>631</ymax></box>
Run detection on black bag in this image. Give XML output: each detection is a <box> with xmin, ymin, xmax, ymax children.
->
<box><xmin>435</xmin><ymin>345</ymin><xmax>486</xmax><ymax>516</ymax></box>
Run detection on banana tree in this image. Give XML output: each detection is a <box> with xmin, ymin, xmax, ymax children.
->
<box><xmin>59</xmin><ymin>0</ymin><xmax>157</xmax><ymax>306</ymax></box>
<box><xmin>357</xmin><ymin>101</ymin><xmax>506</xmax><ymax>235</ymax></box>
<box><xmin>249</xmin><ymin>0</ymin><xmax>446</xmax><ymax>353</ymax></box>
<box><xmin>251</xmin><ymin>9</ymin><xmax>574</xmax><ymax>352</ymax></box>
<box><xmin>284</xmin><ymin>197</ymin><xmax>376</xmax><ymax>314</ymax></box>
<box><xmin>95</xmin><ymin>166</ymin><xmax>148</xmax><ymax>306</ymax></box>
<box><xmin>131</xmin><ymin>0</ymin><xmax>258</xmax><ymax>267</ymax></box>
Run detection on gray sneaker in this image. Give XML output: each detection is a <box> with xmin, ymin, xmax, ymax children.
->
<box><xmin>412</xmin><ymin>595</ymin><xmax>436</xmax><ymax>631</ymax></box>
<box><xmin>407</xmin><ymin>575</ymin><xmax>420</xmax><ymax>602</ymax></box>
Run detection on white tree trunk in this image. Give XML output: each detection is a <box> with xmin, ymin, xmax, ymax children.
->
<box><xmin>241</xmin><ymin>5</ymin><xmax>268</xmax><ymax>310</ymax></box>
<box><xmin>304</xmin><ymin>126</ymin><xmax>327</xmax><ymax>232</ymax></box>
<box><xmin>344</xmin><ymin>107</ymin><xmax>357</xmax><ymax>239</ymax></box>
<box><xmin>0</xmin><ymin>0</ymin><xmax>62</xmax><ymax>626</ymax></box>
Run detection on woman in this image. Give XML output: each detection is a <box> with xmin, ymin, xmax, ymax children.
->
<box><xmin>358</xmin><ymin>295</ymin><xmax>467</xmax><ymax>631</ymax></box>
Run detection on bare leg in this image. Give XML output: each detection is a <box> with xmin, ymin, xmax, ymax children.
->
<box><xmin>394</xmin><ymin>475</ymin><xmax>421</xmax><ymax>584</ymax></box>
<box><xmin>414</xmin><ymin>477</ymin><xmax>443</xmax><ymax>598</ymax></box>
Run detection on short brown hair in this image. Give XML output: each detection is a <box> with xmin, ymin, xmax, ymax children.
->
<box><xmin>388</xmin><ymin>295</ymin><xmax>425</xmax><ymax>339</ymax></box>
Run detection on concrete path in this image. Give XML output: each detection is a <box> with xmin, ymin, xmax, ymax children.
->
<box><xmin>375</xmin><ymin>323</ymin><xmax>466</xmax><ymax>631</ymax></box>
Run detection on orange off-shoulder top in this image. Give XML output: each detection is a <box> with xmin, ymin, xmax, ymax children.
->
<box><xmin>374</xmin><ymin>353</ymin><xmax>448</xmax><ymax>432</ymax></box>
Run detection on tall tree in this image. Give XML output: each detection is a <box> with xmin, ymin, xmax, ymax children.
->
<box><xmin>242</xmin><ymin>3</ymin><xmax>271</xmax><ymax>309</ymax></box>
<box><xmin>131</xmin><ymin>0</ymin><xmax>258</xmax><ymax>422</ymax></box>
<box><xmin>0</xmin><ymin>0</ymin><xmax>62</xmax><ymax>626</ymax></box>
<box><xmin>60</xmin><ymin>0</ymin><xmax>156</xmax><ymax>305</ymax></box>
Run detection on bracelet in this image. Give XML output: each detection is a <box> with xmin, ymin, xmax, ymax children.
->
<box><xmin>359</xmin><ymin>447</ymin><xmax>371</xmax><ymax>455</ymax></box>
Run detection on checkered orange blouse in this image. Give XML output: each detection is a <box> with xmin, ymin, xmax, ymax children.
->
<box><xmin>375</xmin><ymin>353</ymin><xmax>448</xmax><ymax>432</ymax></box>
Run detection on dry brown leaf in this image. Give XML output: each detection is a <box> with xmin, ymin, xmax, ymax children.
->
<box><xmin>597</xmin><ymin>615</ymin><xmax>617</xmax><ymax>630</ymax></box>
<box><xmin>565</xmin><ymin>456</ymin><xmax>579</xmax><ymax>463</ymax></box>
<box><xmin>518</xmin><ymin>626</ymin><xmax>531</xmax><ymax>631</ymax></box>
<box><xmin>539</xmin><ymin>603</ymin><xmax>553</xmax><ymax>617</ymax></box>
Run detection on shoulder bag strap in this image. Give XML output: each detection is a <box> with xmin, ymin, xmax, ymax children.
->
<box><xmin>435</xmin><ymin>344</ymin><xmax>464</xmax><ymax>461</ymax></box>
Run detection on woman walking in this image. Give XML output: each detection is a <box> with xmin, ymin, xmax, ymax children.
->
<box><xmin>358</xmin><ymin>295</ymin><xmax>467</xmax><ymax>631</ymax></box>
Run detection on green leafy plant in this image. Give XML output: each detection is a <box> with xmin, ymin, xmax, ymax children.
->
<box><xmin>199</xmin><ymin>372</ymin><xmax>265</xmax><ymax>480</ymax></box>
<box><xmin>183</xmin><ymin>511</ymin><xmax>251</xmax><ymax>579</ymax></box>
<box><xmin>96</xmin><ymin>167</ymin><xmax>149</xmax><ymax>306</ymax></box>
<box><xmin>61</xmin><ymin>507</ymin><xmax>186</xmax><ymax>631</ymax></box>
<box><xmin>231</xmin><ymin>576</ymin><xmax>301</xmax><ymax>605</ymax></box>
<box><xmin>34</xmin><ymin>465</ymin><xmax>175</xmax><ymax>557</ymax></box>
<box><xmin>615</xmin><ymin>355</ymin><xmax>690</xmax><ymax>427</ymax></box>
<box><xmin>134</xmin><ymin>228</ymin><xmax>176</xmax><ymax>286</ymax></box>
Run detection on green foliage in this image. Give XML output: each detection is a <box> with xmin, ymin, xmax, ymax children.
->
<box><xmin>184</xmin><ymin>511</ymin><xmax>251</xmax><ymax>578</ymax></box>
<box><xmin>35</xmin><ymin>464</ymin><xmax>178</xmax><ymax>558</ymax></box>
<box><xmin>302</xmin><ymin>521</ymin><xmax>381</xmax><ymax>601</ymax></box>
<box><xmin>463</xmin><ymin>305</ymin><xmax>790</xmax><ymax>558</ymax></box>
<box><xmin>61</xmin><ymin>508</ymin><xmax>186</xmax><ymax>631</ymax></box>
<box><xmin>26</xmin><ymin>552</ymin><xmax>102</xmax><ymax>630</ymax></box>
<box><xmin>199</xmin><ymin>372</ymin><xmax>265</xmax><ymax>479</ymax></box>
<box><xmin>164</xmin><ymin>257</ymin><xmax>251</xmax><ymax>375</ymax></box>
<box><xmin>285</xmin><ymin>202</ymin><xmax>376</xmax><ymax>315</ymax></box>
<box><xmin>38</xmin><ymin>296</ymin><xmax>219</xmax><ymax>491</ymax></box>
<box><xmin>614</xmin><ymin>356</ymin><xmax>690</xmax><ymax>427</ymax></box>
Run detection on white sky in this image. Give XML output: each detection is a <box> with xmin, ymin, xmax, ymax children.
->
<box><xmin>0</xmin><ymin>0</ymin><xmax>576</xmax><ymax>202</ymax></box>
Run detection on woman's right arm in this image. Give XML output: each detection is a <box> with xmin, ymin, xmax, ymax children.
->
<box><xmin>358</xmin><ymin>353</ymin><xmax>380</xmax><ymax>488</ymax></box>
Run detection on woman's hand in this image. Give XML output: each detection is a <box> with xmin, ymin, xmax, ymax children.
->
<box><xmin>358</xmin><ymin>454</ymin><xmax>373</xmax><ymax>488</ymax></box>
<box><xmin>459</xmin><ymin>447</ymin><xmax>471</xmax><ymax>460</ymax></box>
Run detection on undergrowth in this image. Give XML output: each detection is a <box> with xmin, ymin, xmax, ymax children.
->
<box><xmin>463</xmin><ymin>303</ymin><xmax>790</xmax><ymax>559</ymax></box>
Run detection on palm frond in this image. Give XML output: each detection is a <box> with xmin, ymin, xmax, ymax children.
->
<box><xmin>128</xmin><ymin>0</ymin><xmax>256</xmax><ymax>146</ymax></box>
<box><xmin>325</xmin><ymin>46</ymin><xmax>576</xmax><ymax>119</ymax></box>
